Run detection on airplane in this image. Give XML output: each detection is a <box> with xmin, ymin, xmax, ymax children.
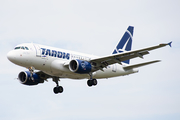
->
<box><xmin>7</xmin><ymin>26</ymin><xmax>172</xmax><ymax>94</ymax></box>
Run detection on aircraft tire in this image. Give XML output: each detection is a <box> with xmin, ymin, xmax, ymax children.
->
<box><xmin>92</xmin><ymin>79</ymin><xmax>97</xmax><ymax>86</ymax></box>
<box><xmin>53</xmin><ymin>86</ymin><xmax>63</xmax><ymax>94</ymax></box>
<box><xmin>87</xmin><ymin>79</ymin><xmax>97</xmax><ymax>87</ymax></box>
<box><xmin>87</xmin><ymin>80</ymin><xmax>93</xmax><ymax>87</ymax></box>
<box><xmin>58</xmin><ymin>86</ymin><xmax>64</xmax><ymax>93</ymax></box>
<box><xmin>53</xmin><ymin>87</ymin><xmax>59</xmax><ymax>94</ymax></box>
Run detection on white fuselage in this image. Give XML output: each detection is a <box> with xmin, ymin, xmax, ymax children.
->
<box><xmin>7</xmin><ymin>43</ymin><xmax>138</xmax><ymax>80</ymax></box>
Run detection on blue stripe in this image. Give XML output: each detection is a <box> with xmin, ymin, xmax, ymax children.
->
<box><xmin>127</xmin><ymin>26</ymin><xmax>134</xmax><ymax>36</ymax></box>
<box><xmin>116</xmin><ymin>32</ymin><xmax>130</xmax><ymax>50</ymax></box>
<box><xmin>112</xmin><ymin>26</ymin><xmax>134</xmax><ymax>64</ymax></box>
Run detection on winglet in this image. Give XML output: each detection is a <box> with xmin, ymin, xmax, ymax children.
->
<box><xmin>168</xmin><ymin>41</ymin><xmax>172</xmax><ymax>47</ymax></box>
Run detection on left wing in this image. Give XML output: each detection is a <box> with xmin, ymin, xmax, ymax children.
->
<box><xmin>90</xmin><ymin>42</ymin><xmax>172</xmax><ymax>70</ymax></box>
<box><xmin>123</xmin><ymin>60</ymin><xmax>161</xmax><ymax>70</ymax></box>
<box><xmin>36</xmin><ymin>71</ymin><xmax>52</xmax><ymax>81</ymax></box>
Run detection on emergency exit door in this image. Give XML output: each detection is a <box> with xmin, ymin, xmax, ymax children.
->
<box><xmin>33</xmin><ymin>44</ymin><xmax>41</xmax><ymax>57</ymax></box>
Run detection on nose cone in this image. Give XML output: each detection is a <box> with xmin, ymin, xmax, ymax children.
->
<box><xmin>7</xmin><ymin>51</ymin><xmax>16</xmax><ymax>62</ymax></box>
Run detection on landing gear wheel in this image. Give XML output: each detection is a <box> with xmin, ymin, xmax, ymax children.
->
<box><xmin>53</xmin><ymin>77</ymin><xmax>64</xmax><ymax>94</ymax></box>
<box><xmin>58</xmin><ymin>86</ymin><xmax>63</xmax><ymax>93</ymax></box>
<box><xmin>53</xmin><ymin>86</ymin><xmax>63</xmax><ymax>94</ymax></box>
<box><xmin>53</xmin><ymin>87</ymin><xmax>59</xmax><ymax>94</ymax></box>
<box><xmin>87</xmin><ymin>80</ymin><xmax>93</xmax><ymax>87</ymax></box>
<box><xmin>87</xmin><ymin>79</ymin><xmax>98</xmax><ymax>87</ymax></box>
<box><xmin>92</xmin><ymin>79</ymin><xmax>97</xmax><ymax>86</ymax></box>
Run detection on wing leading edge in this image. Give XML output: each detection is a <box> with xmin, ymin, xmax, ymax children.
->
<box><xmin>90</xmin><ymin>42</ymin><xmax>172</xmax><ymax>70</ymax></box>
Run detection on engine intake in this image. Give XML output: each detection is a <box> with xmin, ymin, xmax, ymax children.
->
<box><xmin>18</xmin><ymin>71</ymin><xmax>43</xmax><ymax>85</ymax></box>
<box><xmin>69</xmin><ymin>59</ymin><xmax>92</xmax><ymax>74</ymax></box>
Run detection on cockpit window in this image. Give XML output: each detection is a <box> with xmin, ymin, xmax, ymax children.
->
<box><xmin>25</xmin><ymin>47</ymin><xmax>29</xmax><ymax>50</ymax></box>
<box><xmin>14</xmin><ymin>47</ymin><xmax>21</xmax><ymax>50</ymax></box>
<box><xmin>21</xmin><ymin>46</ymin><xmax>25</xmax><ymax>50</ymax></box>
<box><xmin>14</xmin><ymin>46</ymin><xmax>29</xmax><ymax>50</ymax></box>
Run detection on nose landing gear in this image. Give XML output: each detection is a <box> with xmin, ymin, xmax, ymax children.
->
<box><xmin>28</xmin><ymin>66</ymin><xmax>35</xmax><ymax>81</ymax></box>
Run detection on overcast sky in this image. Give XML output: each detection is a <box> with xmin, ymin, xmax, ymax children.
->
<box><xmin>0</xmin><ymin>0</ymin><xmax>180</xmax><ymax>120</ymax></box>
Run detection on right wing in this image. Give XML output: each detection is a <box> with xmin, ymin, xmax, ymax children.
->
<box><xmin>90</xmin><ymin>42</ymin><xmax>172</xmax><ymax>70</ymax></box>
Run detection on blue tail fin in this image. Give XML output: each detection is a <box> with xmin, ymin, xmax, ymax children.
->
<box><xmin>112</xmin><ymin>26</ymin><xmax>134</xmax><ymax>64</ymax></box>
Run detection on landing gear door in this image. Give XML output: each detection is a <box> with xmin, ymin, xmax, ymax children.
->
<box><xmin>33</xmin><ymin>44</ymin><xmax>41</xmax><ymax>57</ymax></box>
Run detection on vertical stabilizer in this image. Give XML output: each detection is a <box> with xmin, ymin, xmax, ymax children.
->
<box><xmin>112</xmin><ymin>26</ymin><xmax>134</xmax><ymax>64</ymax></box>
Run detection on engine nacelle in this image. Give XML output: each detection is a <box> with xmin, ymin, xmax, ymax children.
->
<box><xmin>18</xmin><ymin>71</ymin><xmax>43</xmax><ymax>86</ymax></box>
<box><xmin>69</xmin><ymin>59</ymin><xmax>92</xmax><ymax>74</ymax></box>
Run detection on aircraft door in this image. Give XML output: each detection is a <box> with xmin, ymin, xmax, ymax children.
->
<box><xmin>33</xmin><ymin>44</ymin><xmax>41</xmax><ymax>57</ymax></box>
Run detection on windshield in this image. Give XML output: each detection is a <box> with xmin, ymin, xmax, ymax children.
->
<box><xmin>14</xmin><ymin>46</ymin><xmax>29</xmax><ymax>50</ymax></box>
<box><xmin>14</xmin><ymin>47</ymin><xmax>21</xmax><ymax>50</ymax></box>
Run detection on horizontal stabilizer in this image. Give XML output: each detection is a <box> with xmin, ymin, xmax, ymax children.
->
<box><xmin>123</xmin><ymin>60</ymin><xmax>161</xmax><ymax>70</ymax></box>
<box><xmin>168</xmin><ymin>41</ymin><xmax>172</xmax><ymax>47</ymax></box>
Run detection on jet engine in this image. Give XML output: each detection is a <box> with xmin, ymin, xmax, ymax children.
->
<box><xmin>69</xmin><ymin>59</ymin><xmax>92</xmax><ymax>74</ymax></box>
<box><xmin>18</xmin><ymin>71</ymin><xmax>44</xmax><ymax>85</ymax></box>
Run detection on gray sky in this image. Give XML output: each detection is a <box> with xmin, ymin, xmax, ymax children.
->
<box><xmin>0</xmin><ymin>0</ymin><xmax>180</xmax><ymax>120</ymax></box>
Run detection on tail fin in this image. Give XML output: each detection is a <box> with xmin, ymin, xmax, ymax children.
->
<box><xmin>112</xmin><ymin>26</ymin><xmax>134</xmax><ymax>64</ymax></box>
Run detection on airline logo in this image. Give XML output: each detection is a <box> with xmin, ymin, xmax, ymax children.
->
<box><xmin>112</xmin><ymin>26</ymin><xmax>134</xmax><ymax>64</ymax></box>
<box><xmin>41</xmin><ymin>48</ymin><xmax>70</xmax><ymax>60</ymax></box>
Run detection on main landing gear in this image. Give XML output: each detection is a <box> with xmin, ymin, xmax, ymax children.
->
<box><xmin>87</xmin><ymin>73</ymin><xmax>98</xmax><ymax>87</ymax></box>
<box><xmin>52</xmin><ymin>73</ymin><xmax>97</xmax><ymax>94</ymax></box>
<box><xmin>53</xmin><ymin>77</ymin><xmax>63</xmax><ymax>94</ymax></box>
<box><xmin>87</xmin><ymin>79</ymin><xmax>97</xmax><ymax>87</ymax></box>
